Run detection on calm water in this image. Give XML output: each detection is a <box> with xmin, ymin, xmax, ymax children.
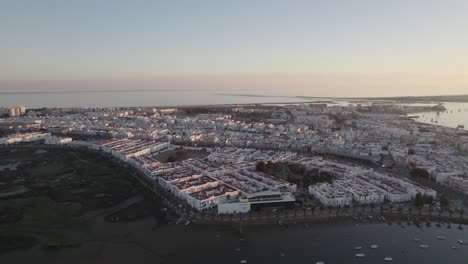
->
<box><xmin>1</xmin><ymin>90</ymin><xmax>468</xmax><ymax>130</ymax></box>
<box><xmin>0</xmin><ymin>89</ymin><xmax>316</xmax><ymax>108</ymax></box>
<box><xmin>1</xmin><ymin>221</ymin><xmax>467</xmax><ymax>264</ymax></box>
<box><xmin>413</xmin><ymin>102</ymin><xmax>468</xmax><ymax>130</ymax></box>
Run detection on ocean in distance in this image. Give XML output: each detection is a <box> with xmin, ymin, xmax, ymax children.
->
<box><xmin>1</xmin><ymin>89</ymin><xmax>467</xmax><ymax>130</ymax></box>
<box><xmin>0</xmin><ymin>89</ymin><xmax>319</xmax><ymax>108</ymax></box>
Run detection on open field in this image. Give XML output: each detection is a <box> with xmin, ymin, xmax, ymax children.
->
<box><xmin>0</xmin><ymin>146</ymin><xmax>163</xmax><ymax>254</ymax></box>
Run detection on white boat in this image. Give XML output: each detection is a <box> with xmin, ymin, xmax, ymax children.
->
<box><xmin>355</xmin><ymin>253</ymin><xmax>366</xmax><ymax>258</ymax></box>
<box><xmin>457</xmin><ymin>240</ymin><xmax>465</xmax><ymax>245</ymax></box>
<box><xmin>384</xmin><ymin>257</ymin><xmax>393</xmax><ymax>261</ymax></box>
<box><xmin>414</xmin><ymin>238</ymin><xmax>421</xmax><ymax>241</ymax></box>
<box><xmin>451</xmin><ymin>246</ymin><xmax>458</xmax><ymax>250</ymax></box>
<box><xmin>354</xmin><ymin>246</ymin><xmax>362</xmax><ymax>250</ymax></box>
<box><xmin>437</xmin><ymin>236</ymin><xmax>446</xmax><ymax>240</ymax></box>
<box><xmin>315</xmin><ymin>262</ymin><xmax>325</xmax><ymax>264</ymax></box>
<box><xmin>370</xmin><ymin>244</ymin><xmax>379</xmax><ymax>249</ymax></box>
<box><xmin>419</xmin><ymin>245</ymin><xmax>429</xmax><ymax>249</ymax></box>
<box><xmin>240</xmin><ymin>260</ymin><xmax>247</xmax><ymax>264</ymax></box>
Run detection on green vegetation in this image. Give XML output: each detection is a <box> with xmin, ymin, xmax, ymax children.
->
<box><xmin>255</xmin><ymin>161</ymin><xmax>334</xmax><ymax>187</ymax></box>
<box><xmin>0</xmin><ymin>147</ymin><xmax>145</xmax><ymax>254</ymax></box>
<box><xmin>414</xmin><ymin>193</ymin><xmax>434</xmax><ymax>207</ymax></box>
<box><xmin>0</xmin><ymin>197</ymin><xmax>84</xmax><ymax>253</ymax></box>
<box><xmin>439</xmin><ymin>195</ymin><xmax>449</xmax><ymax>207</ymax></box>
<box><xmin>410</xmin><ymin>167</ymin><xmax>430</xmax><ymax>179</ymax></box>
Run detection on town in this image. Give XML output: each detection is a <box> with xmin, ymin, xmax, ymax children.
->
<box><xmin>1</xmin><ymin>102</ymin><xmax>468</xmax><ymax>216</ymax></box>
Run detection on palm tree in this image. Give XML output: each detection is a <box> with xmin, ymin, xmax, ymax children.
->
<box><xmin>344</xmin><ymin>205</ymin><xmax>350</xmax><ymax>214</ymax></box>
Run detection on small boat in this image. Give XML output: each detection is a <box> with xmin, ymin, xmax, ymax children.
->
<box><xmin>457</xmin><ymin>240</ymin><xmax>465</xmax><ymax>245</ymax></box>
<box><xmin>280</xmin><ymin>252</ymin><xmax>285</xmax><ymax>257</ymax></box>
<box><xmin>437</xmin><ymin>236</ymin><xmax>446</xmax><ymax>240</ymax></box>
<box><xmin>451</xmin><ymin>246</ymin><xmax>458</xmax><ymax>250</ymax></box>
<box><xmin>354</xmin><ymin>246</ymin><xmax>362</xmax><ymax>250</ymax></box>
<box><xmin>355</xmin><ymin>253</ymin><xmax>366</xmax><ymax>258</ymax></box>
<box><xmin>234</xmin><ymin>248</ymin><xmax>241</xmax><ymax>251</ymax></box>
<box><xmin>414</xmin><ymin>238</ymin><xmax>421</xmax><ymax>241</ymax></box>
<box><xmin>370</xmin><ymin>244</ymin><xmax>379</xmax><ymax>249</ymax></box>
<box><xmin>240</xmin><ymin>260</ymin><xmax>247</xmax><ymax>264</ymax></box>
<box><xmin>315</xmin><ymin>262</ymin><xmax>325</xmax><ymax>264</ymax></box>
<box><xmin>420</xmin><ymin>245</ymin><xmax>429</xmax><ymax>249</ymax></box>
<box><xmin>384</xmin><ymin>257</ymin><xmax>393</xmax><ymax>261</ymax></box>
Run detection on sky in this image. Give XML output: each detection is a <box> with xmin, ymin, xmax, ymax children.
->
<box><xmin>1</xmin><ymin>0</ymin><xmax>468</xmax><ymax>97</ymax></box>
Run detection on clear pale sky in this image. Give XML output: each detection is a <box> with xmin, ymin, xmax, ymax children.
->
<box><xmin>1</xmin><ymin>0</ymin><xmax>468</xmax><ymax>97</ymax></box>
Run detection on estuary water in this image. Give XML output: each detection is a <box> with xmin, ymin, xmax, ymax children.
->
<box><xmin>412</xmin><ymin>102</ymin><xmax>468</xmax><ymax>130</ymax></box>
<box><xmin>1</xmin><ymin>220</ymin><xmax>467</xmax><ymax>264</ymax></box>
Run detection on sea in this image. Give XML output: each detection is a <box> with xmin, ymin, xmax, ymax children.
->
<box><xmin>0</xmin><ymin>89</ymin><xmax>316</xmax><ymax>108</ymax></box>
<box><xmin>1</xmin><ymin>89</ymin><xmax>467</xmax><ymax>130</ymax></box>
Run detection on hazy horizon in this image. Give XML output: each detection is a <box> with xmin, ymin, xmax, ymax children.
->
<box><xmin>2</xmin><ymin>1</ymin><xmax>468</xmax><ymax>97</ymax></box>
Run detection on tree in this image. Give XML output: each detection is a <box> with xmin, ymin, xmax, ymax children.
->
<box><xmin>302</xmin><ymin>176</ymin><xmax>312</xmax><ymax>187</ymax></box>
<box><xmin>415</xmin><ymin>193</ymin><xmax>424</xmax><ymax>207</ymax></box>
<box><xmin>440</xmin><ymin>195</ymin><xmax>449</xmax><ymax>207</ymax></box>
<box><xmin>423</xmin><ymin>195</ymin><xmax>434</xmax><ymax>205</ymax></box>
<box><xmin>265</xmin><ymin>161</ymin><xmax>276</xmax><ymax>174</ymax></box>
<box><xmin>410</xmin><ymin>168</ymin><xmax>430</xmax><ymax>179</ymax></box>
<box><xmin>167</xmin><ymin>155</ymin><xmax>177</xmax><ymax>162</ymax></box>
<box><xmin>256</xmin><ymin>161</ymin><xmax>266</xmax><ymax>172</ymax></box>
<box><xmin>286</xmin><ymin>175</ymin><xmax>300</xmax><ymax>185</ymax></box>
<box><xmin>288</xmin><ymin>163</ymin><xmax>305</xmax><ymax>174</ymax></box>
